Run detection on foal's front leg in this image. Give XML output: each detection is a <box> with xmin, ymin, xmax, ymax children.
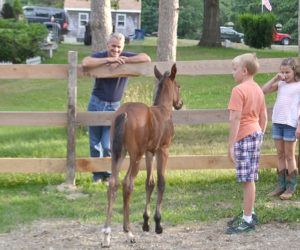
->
<box><xmin>154</xmin><ymin>147</ymin><xmax>168</xmax><ymax>234</ymax></box>
<box><xmin>142</xmin><ymin>151</ymin><xmax>155</xmax><ymax>232</ymax></box>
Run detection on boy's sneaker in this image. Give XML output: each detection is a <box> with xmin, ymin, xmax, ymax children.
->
<box><xmin>226</xmin><ymin>218</ymin><xmax>255</xmax><ymax>234</ymax></box>
<box><xmin>227</xmin><ymin>212</ymin><xmax>259</xmax><ymax>227</ymax></box>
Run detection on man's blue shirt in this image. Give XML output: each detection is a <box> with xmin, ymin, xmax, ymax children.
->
<box><xmin>91</xmin><ymin>51</ymin><xmax>137</xmax><ymax>102</ymax></box>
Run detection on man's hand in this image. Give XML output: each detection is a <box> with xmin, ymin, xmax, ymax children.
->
<box><xmin>106</xmin><ymin>56</ymin><xmax>126</xmax><ymax>65</ymax></box>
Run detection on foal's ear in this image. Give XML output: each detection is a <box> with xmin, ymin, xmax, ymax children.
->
<box><xmin>154</xmin><ymin>65</ymin><xmax>162</xmax><ymax>80</ymax></box>
<box><xmin>170</xmin><ymin>63</ymin><xmax>177</xmax><ymax>81</ymax></box>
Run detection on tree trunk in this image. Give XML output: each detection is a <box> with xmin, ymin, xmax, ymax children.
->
<box><xmin>91</xmin><ymin>0</ymin><xmax>113</xmax><ymax>53</ymax></box>
<box><xmin>199</xmin><ymin>0</ymin><xmax>221</xmax><ymax>47</ymax></box>
<box><xmin>157</xmin><ymin>0</ymin><xmax>179</xmax><ymax>62</ymax></box>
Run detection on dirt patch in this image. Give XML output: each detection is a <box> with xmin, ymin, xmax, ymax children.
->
<box><xmin>0</xmin><ymin>219</ymin><xmax>300</xmax><ymax>249</ymax></box>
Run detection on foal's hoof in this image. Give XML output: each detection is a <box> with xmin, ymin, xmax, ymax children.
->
<box><xmin>127</xmin><ymin>231</ymin><xmax>136</xmax><ymax>244</ymax></box>
<box><xmin>142</xmin><ymin>223</ymin><xmax>150</xmax><ymax>232</ymax></box>
<box><xmin>155</xmin><ymin>225</ymin><xmax>163</xmax><ymax>234</ymax></box>
<box><xmin>101</xmin><ymin>233</ymin><xmax>111</xmax><ymax>248</ymax></box>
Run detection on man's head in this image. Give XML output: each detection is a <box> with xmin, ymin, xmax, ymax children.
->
<box><xmin>106</xmin><ymin>33</ymin><xmax>125</xmax><ymax>57</ymax></box>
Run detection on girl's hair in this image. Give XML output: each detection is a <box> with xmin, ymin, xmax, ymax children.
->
<box><xmin>280</xmin><ymin>58</ymin><xmax>300</xmax><ymax>81</ymax></box>
<box><xmin>232</xmin><ymin>53</ymin><xmax>259</xmax><ymax>76</ymax></box>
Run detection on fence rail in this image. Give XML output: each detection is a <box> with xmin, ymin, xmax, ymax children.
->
<box><xmin>0</xmin><ymin>53</ymin><xmax>294</xmax><ymax>183</ymax></box>
<box><xmin>0</xmin><ymin>108</ymin><xmax>274</xmax><ymax>126</ymax></box>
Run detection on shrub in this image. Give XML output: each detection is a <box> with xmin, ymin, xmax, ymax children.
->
<box><xmin>1</xmin><ymin>3</ymin><xmax>15</xmax><ymax>19</ymax></box>
<box><xmin>239</xmin><ymin>13</ymin><xmax>275</xmax><ymax>49</ymax></box>
<box><xmin>0</xmin><ymin>19</ymin><xmax>48</xmax><ymax>63</ymax></box>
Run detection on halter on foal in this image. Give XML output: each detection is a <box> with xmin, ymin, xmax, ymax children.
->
<box><xmin>102</xmin><ymin>63</ymin><xmax>183</xmax><ymax>247</ymax></box>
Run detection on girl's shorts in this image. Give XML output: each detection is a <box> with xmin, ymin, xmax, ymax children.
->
<box><xmin>234</xmin><ymin>131</ymin><xmax>263</xmax><ymax>182</ymax></box>
<box><xmin>273</xmin><ymin>123</ymin><xmax>296</xmax><ymax>141</ymax></box>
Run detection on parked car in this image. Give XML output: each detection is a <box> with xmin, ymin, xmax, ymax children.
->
<box><xmin>273</xmin><ymin>27</ymin><xmax>291</xmax><ymax>45</ymax></box>
<box><xmin>220</xmin><ymin>26</ymin><xmax>244</xmax><ymax>43</ymax></box>
<box><xmin>23</xmin><ymin>6</ymin><xmax>69</xmax><ymax>35</ymax></box>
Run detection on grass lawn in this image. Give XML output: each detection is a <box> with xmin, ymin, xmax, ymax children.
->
<box><xmin>0</xmin><ymin>38</ymin><xmax>299</xmax><ymax>233</ymax></box>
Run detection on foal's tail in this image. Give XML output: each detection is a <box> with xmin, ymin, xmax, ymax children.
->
<box><xmin>112</xmin><ymin>112</ymin><xmax>127</xmax><ymax>163</ymax></box>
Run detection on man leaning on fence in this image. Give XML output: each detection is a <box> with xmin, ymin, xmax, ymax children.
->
<box><xmin>82</xmin><ymin>32</ymin><xmax>151</xmax><ymax>185</ymax></box>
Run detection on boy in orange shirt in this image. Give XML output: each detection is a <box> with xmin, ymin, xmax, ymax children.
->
<box><xmin>226</xmin><ymin>53</ymin><xmax>267</xmax><ymax>234</ymax></box>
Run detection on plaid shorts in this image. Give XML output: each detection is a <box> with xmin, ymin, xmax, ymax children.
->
<box><xmin>234</xmin><ymin>131</ymin><xmax>263</xmax><ymax>182</ymax></box>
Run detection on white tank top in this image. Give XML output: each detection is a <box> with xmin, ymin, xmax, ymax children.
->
<box><xmin>272</xmin><ymin>80</ymin><xmax>300</xmax><ymax>128</ymax></box>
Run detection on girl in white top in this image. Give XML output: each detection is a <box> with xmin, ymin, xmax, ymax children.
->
<box><xmin>262</xmin><ymin>58</ymin><xmax>300</xmax><ymax>199</ymax></box>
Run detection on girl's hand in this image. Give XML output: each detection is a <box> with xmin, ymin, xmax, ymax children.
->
<box><xmin>296</xmin><ymin>125</ymin><xmax>300</xmax><ymax>139</ymax></box>
<box><xmin>275</xmin><ymin>73</ymin><xmax>285</xmax><ymax>81</ymax></box>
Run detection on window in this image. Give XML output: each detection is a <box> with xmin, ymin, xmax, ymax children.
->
<box><xmin>52</xmin><ymin>11</ymin><xmax>63</xmax><ymax>19</ymax></box>
<box><xmin>36</xmin><ymin>10</ymin><xmax>49</xmax><ymax>18</ymax></box>
<box><xmin>116</xmin><ymin>14</ymin><xmax>126</xmax><ymax>28</ymax></box>
<box><xmin>79</xmin><ymin>13</ymin><xmax>89</xmax><ymax>27</ymax></box>
<box><xmin>23</xmin><ymin>8</ymin><xmax>34</xmax><ymax>15</ymax></box>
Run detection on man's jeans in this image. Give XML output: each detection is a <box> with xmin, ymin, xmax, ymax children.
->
<box><xmin>87</xmin><ymin>95</ymin><xmax>120</xmax><ymax>181</ymax></box>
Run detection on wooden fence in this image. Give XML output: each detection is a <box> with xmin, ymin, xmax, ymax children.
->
<box><xmin>0</xmin><ymin>52</ymin><xmax>293</xmax><ymax>185</ymax></box>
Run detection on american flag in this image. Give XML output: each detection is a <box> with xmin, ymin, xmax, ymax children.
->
<box><xmin>262</xmin><ymin>0</ymin><xmax>272</xmax><ymax>11</ymax></box>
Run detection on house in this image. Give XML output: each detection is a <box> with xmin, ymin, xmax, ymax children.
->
<box><xmin>0</xmin><ymin>0</ymin><xmax>5</xmax><ymax>12</ymax></box>
<box><xmin>64</xmin><ymin>0</ymin><xmax>142</xmax><ymax>43</ymax></box>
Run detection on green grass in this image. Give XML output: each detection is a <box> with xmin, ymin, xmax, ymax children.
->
<box><xmin>0</xmin><ymin>39</ymin><xmax>299</xmax><ymax>233</ymax></box>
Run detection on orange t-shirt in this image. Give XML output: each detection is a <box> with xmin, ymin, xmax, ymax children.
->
<box><xmin>228</xmin><ymin>81</ymin><xmax>266</xmax><ymax>142</ymax></box>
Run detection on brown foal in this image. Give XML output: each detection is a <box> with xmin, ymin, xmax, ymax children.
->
<box><xmin>102</xmin><ymin>64</ymin><xmax>183</xmax><ymax>247</ymax></box>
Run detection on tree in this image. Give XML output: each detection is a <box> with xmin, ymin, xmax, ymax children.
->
<box><xmin>157</xmin><ymin>0</ymin><xmax>179</xmax><ymax>61</ymax></box>
<box><xmin>1</xmin><ymin>3</ymin><xmax>15</xmax><ymax>19</ymax></box>
<box><xmin>13</xmin><ymin>0</ymin><xmax>23</xmax><ymax>19</ymax></box>
<box><xmin>199</xmin><ymin>0</ymin><xmax>221</xmax><ymax>47</ymax></box>
<box><xmin>177</xmin><ymin>0</ymin><xmax>203</xmax><ymax>40</ymax></box>
<box><xmin>90</xmin><ymin>0</ymin><xmax>113</xmax><ymax>53</ymax></box>
<box><xmin>141</xmin><ymin>0</ymin><xmax>159</xmax><ymax>35</ymax></box>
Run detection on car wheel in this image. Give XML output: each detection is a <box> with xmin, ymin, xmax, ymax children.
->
<box><xmin>281</xmin><ymin>37</ymin><xmax>290</xmax><ymax>45</ymax></box>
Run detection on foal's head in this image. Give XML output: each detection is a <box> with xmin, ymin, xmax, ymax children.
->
<box><xmin>153</xmin><ymin>63</ymin><xmax>183</xmax><ymax>110</ymax></box>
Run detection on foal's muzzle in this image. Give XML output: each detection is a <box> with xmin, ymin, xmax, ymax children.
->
<box><xmin>174</xmin><ymin>100</ymin><xmax>183</xmax><ymax>110</ymax></box>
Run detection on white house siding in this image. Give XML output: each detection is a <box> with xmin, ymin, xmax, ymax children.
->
<box><xmin>65</xmin><ymin>10</ymin><xmax>140</xmax><ymax>42</ymax></box>
<box><xmin>112</xmin><ymin>13</ymin><xmax>139</xmax><ymax>38</ymax></box>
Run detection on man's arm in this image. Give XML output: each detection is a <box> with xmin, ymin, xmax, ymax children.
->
<box><xmin>82</xmin><ymin>53</ymin><xmax>151</xmax><ymax>69</ymax></box>
<box><xmin>82</xmin><ymin>56</ymin><xmax>126</xmax><ymax>68</ymax></box>
<box><xmin>228</xmin><ymin>110</ymin><xmax>241</xmax><ymax>163</ymax></box>
<box><xmin>121</xmin><ymin>53</ymin><xmax>151</xmax><ymax>63</ymax></box>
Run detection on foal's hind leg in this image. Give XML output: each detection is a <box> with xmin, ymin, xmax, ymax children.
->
<box><xmin>102</xmin><ymin>151</ymin><xmax>126</xmax><ymax>248</ymax></box>
<box><xmin>142</xmin><ymin>151</ymin><xmax>155</xmax><ymax>232</ymax></box>
<box><xmin>154</xmin><ymin>147</ymin><xmax>168</xmax><ymax>234</ymax></box>
<box><xmin>122</xmin><ymin>153</ymin><xmax>143</xmax><ymax>243</ymax></box>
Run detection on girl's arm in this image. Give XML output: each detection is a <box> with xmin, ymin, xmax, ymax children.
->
<box><xmin>261</xmin><ymin>73</ymin><xmax>282</xmax><ymax>94</ymax></box>
<box><xmin>296</xmin><ymin>117</ymin><xmax>300</xmax><ymax>139</ymax></box>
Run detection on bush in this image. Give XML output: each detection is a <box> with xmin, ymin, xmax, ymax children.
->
<box><xmin>239</xmin><ymin>13</ymin><xmax>275</xmax><ymax>49</ymax></box>
<box><xmin>0</xmin><ymin>19</ymin><xmax>48</xmax><ymax>63</ymax></box>
<box><xmin>1</xmin><ymin>3</ymin><xmax>15</xmax><ymax>19</ymax></box>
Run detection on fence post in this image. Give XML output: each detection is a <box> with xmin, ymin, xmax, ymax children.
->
<box><xmin>66</xmin><ymin>51</ymin><xmax>77</xmax><ymax>185</ymax></box>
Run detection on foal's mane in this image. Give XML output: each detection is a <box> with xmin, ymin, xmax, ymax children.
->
<box><xmin>153</xmin><ymin>71</ymin><xmax>170</xmax><ymax>105</ymax></box>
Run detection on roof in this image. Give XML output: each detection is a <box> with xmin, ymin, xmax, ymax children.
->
<box><xmin>64</xmin><ymin>0</ymin><xmax>141</xmax><ymax>11</ymax></box>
